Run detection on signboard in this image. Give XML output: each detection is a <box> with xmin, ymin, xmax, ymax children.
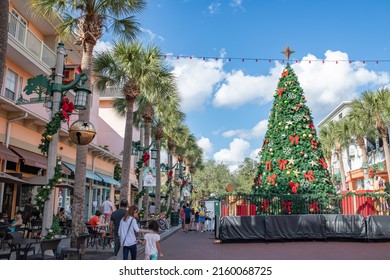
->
<box><xmin>143</xmin><ymin>166</ymin><xmax>156</xmax><ymax>187</ymax></box>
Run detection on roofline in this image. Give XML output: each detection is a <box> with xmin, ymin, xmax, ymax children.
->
<box><xmin>317</xmin><ymin>101</ymin><xmax>353</xmax><ymax>128</ymax></box>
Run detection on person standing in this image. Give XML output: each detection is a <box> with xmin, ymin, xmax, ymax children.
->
<box><xmin>184</xmin><ymin>203</ymin><xmax>192</xmax><ymax>232</ymax></box>
<box><xmin>118</xmin><ymin>205</ymin><xmax>150</xmax><ymax>260</ymax></box>
<box><xmin>110</xmin><ymin>199</ymin><xmax>128</xmax><ymax>256</ymax></box>
<box><xmin>198</xmin><ymin>205</ymin><xmax>207</xmax><ymax>232</ymax></box>
<box><xmin>142</xmin><ymin>220</ymin><xmax>163</xmax><ymax>260</ymax></box>
<box><xmin>102</xmin><ymin>196</ymin><xmax>114</xmax><ymax>223</ymax></box>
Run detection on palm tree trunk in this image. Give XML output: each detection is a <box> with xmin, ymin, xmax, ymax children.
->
<box><xmin>338</xmin><ymin>148</ymin><xmax>347</xmax><ymax>191</ymax></box>
<box><xmin>381</xmin><ymin>133</ymin><xmax>390</xmax><ymax>182</ymax></box>
<box><xmin>166</xmin><ymin>150</ymin><xmax>173</xmax><ymax>211</ymax></box>
<box><xmin>357</xmin><ymin>137</ymin><xmax>369</xmax><ymax>180</ymax></box>
<box><xmin>326</xmin><ymin>155</ymin><xmax>333</xmax><ymax>178</ymax></box>
<box><xmin>142</xmin><ymin>120</ymin><xmax>152</xmax><ymax>217</ymax></box>
<box><xmin>155</xmin><ymin>138</ymin><xmax>161</xmax><ymax>215</ymax></box>
<box><xmin>0</xmin><ymin>0</ymin><xmax>9</xmax><ymax>92</ymax></box>
<box><xmin>120</xmin><ymin>96</ymin><xmax>136</xmax><ymax>202</ymax></box>
<box><xmin>71</xmin><ymin>42</ymin><xmax>94</xmax><ymax>248</ymax></box>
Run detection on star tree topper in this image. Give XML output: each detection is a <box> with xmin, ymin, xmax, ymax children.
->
<box><xmin>281</xmin><ymin>45</ymin><xmax>295</xmax><ymax>61</ymax></box>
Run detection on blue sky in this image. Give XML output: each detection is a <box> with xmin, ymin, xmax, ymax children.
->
<box><xmin>97</xmin><ymin>0</ymin><xmax>390</xmax><ymax>170</ymax></box>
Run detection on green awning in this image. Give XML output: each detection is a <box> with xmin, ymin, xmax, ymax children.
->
<box><xmin>95</xmin><ymin>172</ymin><xmax>120</xmax><ymax>186</ymax></box>
<box><xmin>62</xmin><ymin>162</ymin><xmax>102</xmax><ymax>182</ymax></box>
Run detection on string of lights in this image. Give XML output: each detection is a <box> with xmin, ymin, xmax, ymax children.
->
<box><xmin>162</xmin><ymin>54</ymin><xmax>390</xmax><ymax>65</ymax></box>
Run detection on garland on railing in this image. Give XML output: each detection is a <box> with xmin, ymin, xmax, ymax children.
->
<box><xmin>34</xmin><ymin>158</ymin><xmax>62</xmax><ymax>212</ymax></box>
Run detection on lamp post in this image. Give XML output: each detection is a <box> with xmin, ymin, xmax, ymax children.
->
<box><xmin>41</xmin><ymin>42</ymin><xmax>92</xmax><ymax>236</ymax></box>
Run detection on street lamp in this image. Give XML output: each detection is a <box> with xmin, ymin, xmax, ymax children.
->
<box><xmin>22</xmin><ymin>42</ymin><xmax>94</xmax><ymax>237</ymax></box>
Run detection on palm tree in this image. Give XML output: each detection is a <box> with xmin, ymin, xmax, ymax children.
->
<box><xmin>346</xmin><ymin>98</ymin><xmax>378</xmax><ymax>180</ymax></box>
<box><xmin>318</xmin><ymin>124</ymin><xmax>334</xmax><ymax>177</ymax></box>
<box><xmin>0</xmin><ymin>0</ymin><xmax>9</xmax><ymax>91</ymax></box>
<box><xmin>360</xmin><ymin>88</ymin><xmax>390</xmax><ymax>179</ymax></box>
<box><xmin>94</xmin><ymin>41</ymin><xmax>174</xmax><ymax>206</ymax></box>
<box><xmin>29</xmin><ymin>0</ymin><xmax>146</xmax><ymax>248</ymax></box>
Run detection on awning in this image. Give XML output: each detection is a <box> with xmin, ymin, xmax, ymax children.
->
<box><xmin>0</xmin><ymin>143</ymin><xmax>20</xmax><ymax>163</ymax></box>
<box><xmin>0</xmin><ymin>172</ymin><xmax>27</xmax><ymax>184</ymax></box>
<box><xmin>23</xmin><ymin>175</ymin><xmax>73</xmax><ymax>189</ymax></box>
<box><xmin>62</xmin><ymin>162</ymin><xmax>103</xmax><ymax>182</ymax></box>
<box><xmin>10</xmin><ymin>145</ymin><xmax>47</xmax><ymax>169</ymax></box>
<box><xmin>95</xmin><ymin>172</ymin><xmax>120</xmax><ymax>186</ymax></box>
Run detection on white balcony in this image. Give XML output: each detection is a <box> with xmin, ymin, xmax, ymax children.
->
<box><xmin>8</xmin><ymin>11</ymin><xmax>56</xmax><ymax>74</ymax></box>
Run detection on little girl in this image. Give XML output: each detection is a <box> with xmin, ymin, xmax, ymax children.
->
<box><xmin>142</xmin><ymin>220</ymin><xmax>163</xmax><ymax>260</ymax></box>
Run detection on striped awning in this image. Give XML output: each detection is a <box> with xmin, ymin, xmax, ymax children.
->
<box><xmin>0</xmin><ymin>143</ymin><xmax>19</xmax><ymax>163</ymax></box>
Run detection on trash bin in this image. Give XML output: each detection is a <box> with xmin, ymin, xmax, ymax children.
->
<box><xmin>170</xmin><ymin>211</ymin><xmax>179</xmax><ymax>226</ymax></box>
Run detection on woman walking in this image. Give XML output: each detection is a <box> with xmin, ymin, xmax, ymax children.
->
<box><xmin>118</xmin><ymin>205</ymin><xmax>150</xmax><ymax>260</ymax></box>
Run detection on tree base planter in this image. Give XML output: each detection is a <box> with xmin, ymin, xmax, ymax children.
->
<box><xmin>215</xmin><ymin>214</ymin><xmax>389</xmax><ymax>241</ymax></box>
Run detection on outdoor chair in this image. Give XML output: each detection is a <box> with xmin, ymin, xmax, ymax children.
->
<box><xmin>60</xmin><ymin>233</ymin><xmax>90</xmax><ymax>260</ymax></box>
<box><xmin>27</xmin><ymin>238</ymin><xmax>62</xmax><ymax>260</ymax></box>
<box><xmin>0</xmin><ymin>252</ymin><xmax>11</xmax><ymax>260</ymax></box>
<box><xmin>27</xmin><ymin>219</ymin><xmax>42</xmax><ymax>239</ymax></box>
<box><xmin>85</xmin><ymin>223</ymin><xmax>99</xmax><ymax>249</ymax></box>
<box><xmin>0</xmin><ymin>225</ymin><xmax>8</xmax><ymax>251</ymax></box>
<box><xmin>7</xmin><ymin>231</ymin><xmax>36</xmax><ymax>258</ymax></box>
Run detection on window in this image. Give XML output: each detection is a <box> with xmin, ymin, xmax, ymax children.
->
<box><xmin>9</xmin><ymin>9</ymin><xmax>27</xmax><ymax>45</ymax></box>
<box><xmin>338</xmin><ymin>113</ymin><xmax>343</xmax><ymax>120</ymax></box>
<box><xmin>5</xmin><ymin>69</ymin><xmax>17</xmax><ymax>100</ymax></box>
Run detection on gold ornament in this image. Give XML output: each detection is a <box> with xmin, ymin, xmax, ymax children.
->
<box><xmin>286</xmin><ymin>170</ymin><xmax>291</xmax><ymax>175</ymax></box>
<box><xmin>303</xmin><ymin>134</ymin><xmax>307</xmax><ymax>138</ymax></box>
<box><xmin>69</xmin><ymin>121</ymin><xmax>97</xmax><ymax>145</ymax></box>
<box><xmin>46</xmin><ymin>135</ymin><xmax>53</xmax><ymax>141</ymax></box>
<box><xmin>308</xmin><ymin>134</ymin><xmax>313</xmax><ymax>138</ymax></box>
<box><xmin>285</xmin><ymin>125</ymin><xmax>289</xmax><ymax>130</ymax></box>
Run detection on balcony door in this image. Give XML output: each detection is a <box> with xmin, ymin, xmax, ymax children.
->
<box><xmin>8</xmin><ymin>9</ymin><xmax>27</xmax><ymax>45</ymax></box>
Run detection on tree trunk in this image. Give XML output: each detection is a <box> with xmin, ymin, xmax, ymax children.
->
<box><xmin>142</xmin><ymin>119</ymin><xmax>152</xmax><ymax>217</ymax></box>
<box><xmin>0</xmin><ymin>0</ymin><xmax>9</xmax><ymax>92</ymax></box>
<box><xmin>381</xmin><ymin>132</ymin><xmax>390</xmax><ymax>182</ymax></box>
<box><xmin>71</xmin><ymin>42</ymin><xmax>94</xmax><ymax>248</ymax></box>
<box><xmin>155</xmin><ymin>138</ymin><xmax>161</xmax><ymax>215</ymax></box>
<box><xmin>326</xmin><ymin>155</ymin><xmax>333</xmax><ymax>178</ymax></box>
<box><xmin>338</xmin><ymin>147</ymin><xmax>347</xmax><ymax>191</ymax></box>
<box><xmin>120</xmin><ymin>96</ymin><xmax>136</xmax><ymax>202</ymax></box>
<box><xmin>357</xmin><ymin>137</ymin><xmax>369</xmax><ymax>180</ymax></box>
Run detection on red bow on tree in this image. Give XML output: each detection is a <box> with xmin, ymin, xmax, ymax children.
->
<box><xmin>277</xmin><ymin>88</ymin><xmax>287</xmax><ymax>98</ymax></box>
<box><xmin>304</xmin><ymin>171</ymin><xmax>315</xmax><ymax>182</ymax></box>
<box><xmin>261</xmin><ymin>200</ymin><xmax>271</xmax><ymax>212</ymax></box>
<box><xmin>282</xmin><ymin>70</ymin><xmax>289</xmax><ymax>77</ymax></box>
<box><xmin>308</xmin><ymin>202</ymin><xmax>319</xmax><ymax>213</ymax></box>
<box><xmin>168</xmin><ymin>170</ymin><xmax>173</xmax><ymax>179</ymax></box>
<box><xmin>289</xmin><ymin>135</ymin><xmax>300</xmax><ymax>145</ymax></box>
<box><xmin>282</xmin><ymin>201</ymin><xmax>292</xmax><ymax>213</ymax></box>
<box><xmin>61</xmin><ymin>97</ymin><xmax>74</xmax><ymax>128</ymax></box>
<box><xmin>311</xmin><ymin>138</ymin><xmax>318</xmax><ymax>149</ymax></box>
<box><xmin>319</xmin><ymin>158</ymin><xmax>327</xmax><ymax>169</ymax></box>
<box><xmin>278</xmin><ymin>159</ymin><xmax>288</xmax><ymax>170</ymax></box>
<box><xmin>143</xmin><ymin>152</ymin><xmax>150</xmax><ymax>167</ymax></box>
<box><xmin>268</xmin><ymin>174</ymin><xmax>277</xmax><ymax>185</ymax></box>
<box><xmin>253</xmin><ymin>176</ymin><xmax>262</xmax><ymax>185</ymax></box>
<box><xmin>266</xmin><ymin>160</ymin><xmax>272</xmax><ymax>171</ymax></box>
<box><xmin>308</xmin><ymin>123</ymin><xmax>315</xmax><ymax>130</ymax></box>
<box><xmin>289</xmin><ymin>181</ymin><xmax>299</xmax><ymax>194</ymax></box>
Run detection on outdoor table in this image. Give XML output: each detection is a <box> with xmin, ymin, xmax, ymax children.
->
<box><xmin>10</xmin><ymin>238</ymin><xmax>40</xmax><ymax>260</ymax></box>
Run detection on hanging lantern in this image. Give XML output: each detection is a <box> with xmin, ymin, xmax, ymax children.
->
<box><xmin>150</xmin><ymin>147</ymin><xmax>158</xmax><ymax>160</ymax></box>
<box><xmin>73</xmin><ymin>85</ymin><xmax>92</xmax><ymax>110</ymax></box>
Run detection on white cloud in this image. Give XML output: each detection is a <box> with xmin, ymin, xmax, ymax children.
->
<box><xmin>197</xmin><ymin>137</ymin><xmax>213</xmax><ymax>159</ymax></box>
<box><xmin>230</xmin><ymin>0</ymin><xmax>243</xmax><ymax>7</ymax></box>
<box><xmin>208</xmin><ymin>2</ymin><xmax>221</xmax><ymax>14</ymax></box>
<box><xmin>169</xmin><ymin>57</ymin><xmax>225</xmax><ymax>112</ymax></box>
<box><xmin>214</xmin><ymin>138</ymin><xmax>250</xmax><ymax>162</ymax></box>
<box><xmin>140</xmin><ymin>27</ymin><xmax>164</xmax><ymax>42</ymax></box>
<box><xmin>94</xmin><ymin>40</ymin><xmax>113</xmax><ymax>54</ymax></box>
<box><xmin>213</xmin><ymin>67</ymin><xmax>281</xmax><ymax>108</ymax></box>
<box><xmin>222</xmin><ymin>119</ymin><xmax>268</xmax><ymax>140</ymax></box>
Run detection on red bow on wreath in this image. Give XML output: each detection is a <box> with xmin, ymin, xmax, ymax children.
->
<box><xmin>304</xmin><ymin>171</ymin><xmax>315</xmax><ymax>182</ymax></box>
<box><xmin>308</xmin><ymin>202</ymin><xmax>319</xmax><ymax>213</ymax></box>
<box><xmin>278</xmin><ymin>159</ymin><xmax>288</xmax><ymax>170</ymax></box>
<box><xmin>61</xmin><ymin>97</ymin><xmax>74</xmax><ymax>128</ymax></box>
<box><xmin>261</xmin><ymin>200</ymin><xmax>271</xmax><ymax>212</ymax></box>
<box><xmin>282</xmin><ymin>201</ymin><xmax>292</xmax><ymax>213</ymax></box>
<box><xmin>168</xmin><ymin>169</ymin><xmax>173</xmax><ymax>179</ymax></box>
<box><xmin>143</xmin><ymin>152</ymin><xmax>150</xmax><ymax>167</ymax></box>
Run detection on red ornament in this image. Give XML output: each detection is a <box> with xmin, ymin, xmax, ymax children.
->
<box><xmin>143</xmin><ymin>152</ymin><xmax>150</xmax><ymax>167</ymax></box>
<box><xmin>168</xmin><ymin>170</ymin><xmax>173</xmax><ymax>179</ymax></box>
<box><xmin>319</xmin><ymin>158</ymin><xmax>328</xmax><ymax>169</ymax></box>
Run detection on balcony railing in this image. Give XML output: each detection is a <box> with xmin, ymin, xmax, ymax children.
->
<box><xmin>8</xmin><ymin>12</ymin><xmax>56</xmax><ymax>68</ymax></box>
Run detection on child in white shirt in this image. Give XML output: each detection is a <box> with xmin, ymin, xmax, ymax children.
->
<box><xmin>142</xmin><ymin>220</ymin><xmax>163</xmax><ymax>260</ymax></box>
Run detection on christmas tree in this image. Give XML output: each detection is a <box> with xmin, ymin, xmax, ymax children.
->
<box><xmin>253</xmin><ymin>59</ymin><xmax>336</xmax><ymax>214</ymax></box>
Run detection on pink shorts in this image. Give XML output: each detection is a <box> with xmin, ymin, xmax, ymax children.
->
<box><xmin>104</xmin><ymin>213</ymin><xmax>111</xmax><ymax>222</ymax></box>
